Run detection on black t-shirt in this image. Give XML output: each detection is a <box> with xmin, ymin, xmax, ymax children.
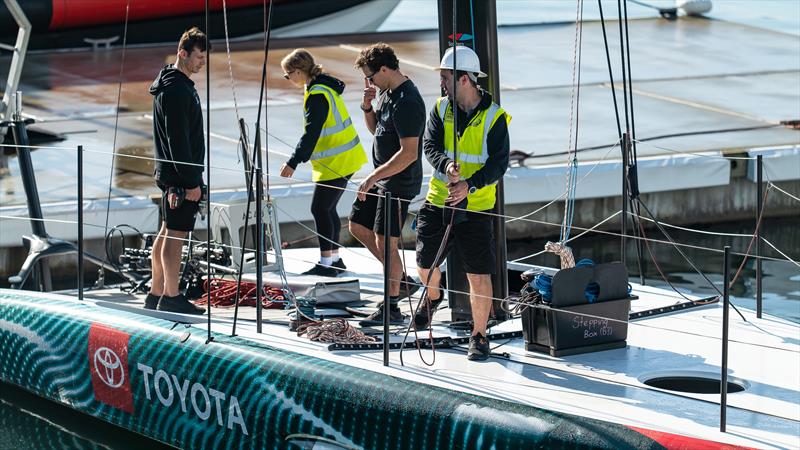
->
<box><xmin>373</xmin><ymin>79</ymin><xmax>425</xmax><ymax>197</ymax></box>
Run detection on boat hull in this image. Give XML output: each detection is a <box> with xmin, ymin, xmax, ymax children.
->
<box><xmin>0</xmin><ymin>289</ymin><xmax>734</xmax><ymax>449</ymax></box>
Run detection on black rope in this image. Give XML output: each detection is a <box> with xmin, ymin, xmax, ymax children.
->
<box><xmin>635</xmin><ymin>198</ymin><xmax>747</xmax><ymax>322</ymax></box>
<box><xmin>597</xmin><ymin>0</ymin><xmax>623</xmax><ymax>138</ymax></box>
<box><xmin>623</xmin><ymin>0</ymin><xmax>638</xmax><ymax>161</ymax></box>
<box><xmin>232</xmin><ymin>0</ymin><xmax>275</xmax><ymax>337</ymax></box>
<box><xmin>205</xmin><ymin>0</ymin><xmax>213</xmax><ymax>345</ymax></box>
<box><xmin>617</xmin><ymin>0</ymin><xmax>630</xmax><ymax>135</ymax></box>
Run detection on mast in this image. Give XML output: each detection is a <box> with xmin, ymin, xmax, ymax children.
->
<box><xmin>437</xmin><ymin>0</ymin><xmax>508</xmax><ymax>324</ymax></box>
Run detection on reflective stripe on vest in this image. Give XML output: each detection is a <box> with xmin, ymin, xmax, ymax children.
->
<box><xmin>303</xmin><ymin>84</ymin><xmax>367</xmax><ymax>181</ymax></box>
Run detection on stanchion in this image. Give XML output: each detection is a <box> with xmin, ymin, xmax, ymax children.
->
<box><xmin>756</xmin><ymin>155</ymin><xmax>763</xmax><ymax>318</ymax></box>
<box><xmin>383</xmin><ymin>190</ymin><xmax>392</xmax><ymax>367</ymax></box>
<box><xmin>720</xmin><ymin>245</ymin><xmax>730</xmax><ymax>432</ymax></box>
<box><xmin>255</xmin><ymin>166</ymin><xmax>264</xmax><ymax>333</ymax></box>
<box><xmin>77</xmin><ymin>145</ymin><xmax>84</xmax><ymax>300</ymax></box>
<box><xmin>621</xmin><ymin>133</ymin><xmax>629</xmax><ymax>266</ymax></box>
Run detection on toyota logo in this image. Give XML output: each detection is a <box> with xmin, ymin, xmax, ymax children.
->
<box><xmin>93</xmin><ymin>347</ymin><xmax>125</xmax><ymax>388</ymax></box>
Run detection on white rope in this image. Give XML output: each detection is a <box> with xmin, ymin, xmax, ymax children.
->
<box><xmin>221</xmin><ymin>0</ymin><xmax>242</xmax><ymax>124</ymax></box>
<box><xmin>761</xmin><ymin>237</ymin><xmax>800</xmax><ymax>268</ymax></box>
<box><xmin>627</xmin><ymin>212</ymin><xmax>755</xmax><ymax>238</ymax></box>
<box><xmin>632</xmin><ymin>139</ymin><xmax>758</xmax><ymax>161</ymax></box>
<box><xmin>507</xmin><ymin>137</ymin><xmax>622</xmax><ymax>224</ymax></box>
<box><xmin>511</xmin><ymin>210</ymin><xmax>621</xmax><ymax>263</ymax></box>
<box><xmin>769</xmin><ymin>182</ymin><xmax>800</xmax><ymax>203</ymax></box>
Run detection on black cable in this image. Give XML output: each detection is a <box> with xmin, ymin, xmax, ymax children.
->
<box><xmin>623</xmin><ymin>0</ymin><xmax>638</xmax><ymax>161</ymax></box>
<box><xmin>232</xmin><ymin>0</ymin><xmax>274</xmax><ymax>337</ymax></box>
<box><xmin>636</xmin><ymin>198</ymin><xmax>747</xmax><ymax>322</ymax></box>
<box><xmin>617</xmin><ymin>0</ymin><xmax>630</xmax><ymax>135</ymax></box>
<box><xmin>597</xmin><ymin>0</ymin><xmax>623</xmax><ymax>138</ymax></box>
<box><xmin>204</xmin><ymin>0</ymin><xmax>213</xmax><ymax>345</ymax></box>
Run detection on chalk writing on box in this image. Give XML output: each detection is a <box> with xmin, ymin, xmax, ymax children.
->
<box><xmin>572</xmin><ymin>316</ymin><xmax>614</xmax><ymax>339</ymax></box>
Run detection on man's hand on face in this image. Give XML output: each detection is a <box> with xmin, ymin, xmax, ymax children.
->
<box><xmin>362</xmin><ymin>78</ymin><xmax>376</xmax><ymax>111</ymax></box>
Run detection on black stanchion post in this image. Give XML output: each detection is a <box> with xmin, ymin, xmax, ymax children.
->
<box><xmin>756</xmin><ymin>155</ymin><xmax>763</xmax><ymax>319</ymax></box>
<box><xmin>77</xmin><ymin>145</ymin><xmax>84</xmax><ymax>300</ymax></box>
<box><xmin>383</xmin><ymin>190</ymin><xmax>392</xmax><ymax>367</ymax></box>
<box><xmin>255</xmin><ymin>166</ymin><xmax>264</xmax><ymax>333</ymax></box>
<box><xmin>621</xmin><ymin>133</ymin><xmax>629</xmax><ymax>266</ymax></box>
<box><xmin>720</xmin><ymin>245</ymin><xmax>730</xmax><ymax>432</ymax></box>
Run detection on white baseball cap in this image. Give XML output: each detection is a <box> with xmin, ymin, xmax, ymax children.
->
<box><xmin>436</xmin><ymin>45</ymin><xmax>487</xmax><ymax>78</ymax></box>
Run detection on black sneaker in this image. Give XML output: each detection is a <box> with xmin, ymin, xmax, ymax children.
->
<box><xmin>302</xmin><ymin>263</ymin><xmax>339</xmax><ymax>277</ymax></box>
<box><xmin>144</xmin><ymin>293</ymin><xmax>161</xmax><ymax>310</ymax></box>
<box><xmin>358</xmin><ymin>304</ymin><xmax>405</xmax><ymax>327</ymax></box>
<box><xmin>412</xmin><ymin>295</ymin><xmax>443</xmax><ymax>330</ymax></box>
<box><xmin>467</xmin><ymin>333</ymin><xmax>490</xmax><ymax>361</ymax></box>
<box><xmin>157</xmin><ymin>294</ymin><xmax>206</xmax><ymax>315</ymax></box>
<box><xmin>331</xmin><ymin>258</ymin><xmax>347</xmax><ymax>274</ymax></box>
<box><xmin>397</xmin><ymin>274</ymin><xmax>421</xmax><ymax>300</ymax></box>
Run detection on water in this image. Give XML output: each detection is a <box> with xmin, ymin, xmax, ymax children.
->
<box><xmin>380</xmin><ymin>0</ymin><xmax>800</xmax><ymax>36</ymax></box>
<box><xmin>0</xmin><ymin>384</ymin><xmax>174</xmax><ymax>450</ymax></box>
<box><xmin>2</xmin><ymin>1</ymin><xmax>798</xmax><ymax>447</ymax></box>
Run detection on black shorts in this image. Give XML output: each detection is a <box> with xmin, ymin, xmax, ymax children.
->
<box><xmin>415</xmin><ymin>202</ymin><xmax>496</xmax><ymax>274</ymax></box>
<box><xmin>349</xmin><ymin>186</ymin><xmax>413</xmax><ymax>238</ymax></box>
<box><xmin>158</xmin><ymin>183</ymin><xmax>200</xmax><ymax>232</ymax></box>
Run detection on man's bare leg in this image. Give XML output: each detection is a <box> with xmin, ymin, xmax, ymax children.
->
<box><xmin>467</xmin><ymin>273</ymin><xmax>493</xmax><ymax>336</ymax></box>
<box><xmin>375</xmin><ymin>235</ymin><xmax>403</xmax><ymax>296</ymax></box>
<box><xmin>149</xmin><ymin>223</ymin><xmax>167</xmax><ymax>296</ymax></box>
<box><xmin>348</xmin><ymin>222</ymin><xmax>381</xmax><ymax>260</ymax></box>
<box><xmin>161</xmin><ymin>229</ymin><xmax>188</xmax><ymax>297</ymax></box>
<box><xmin>416</xmin><ymin>267</ymin><xmax>442</xmax><ymax>301</ymax></box>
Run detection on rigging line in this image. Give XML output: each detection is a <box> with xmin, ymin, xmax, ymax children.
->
<box><xmin>560</xmin><ymin>0</ymin><xmax>584</xmax><ymax>243</ymax></box>
<box><xmin>510</xmin><ymin>210</ymin><xmax>622</xmax><ymax>263</ymax></box>
<box><xmin>635</xmin><ymin>207</ymin><xmax>720</xmax><ymax>305</ymax></box>
<box><xmin>598</xmin><ymin>0</ymin><xmax>623</xmax><ymax>138</ymax></box>
<box><xmin>221</xmin><ymin>0</ymin><xmax>242</xmax><ymax>124</ymax></box>
<box><xmin>4</xmin><ymin>210</ymin><xmax>793</xmax><ymax>268</ymax></box>
<box><xmin>102</xmin><ymin>0</ymin><xmax>131</xmax><ymax>244</ymax></box>
<box><xmin>630</xmin><ymin>139</ymin><xmax>762</xmax><ymax>161</ymax></box>
<box><xmin>761</xmin><ymin>237</ymin><xmax>800</xmax><ymax>268</ymax></box>
<box><xmin>635</xmin><ymin>197</ymin><xmax>746</xmax><ymax>322</ymax></box>
<box><xmin>627</xmin><ymin>211</ymin><xmax>755</xmax><ymax>238</ymax></box>
<box><xmin>617</xmin><ymin>0</ymin><xmax>630</xmax><ymax>135</ymax></box>
<box><xmin>623</xmin><ymin>0</ymin><xmax>638</xmax><ymax>160</ymax></box>
<box><xmin>768</xmin><ymin>182</ymin><xmax>800</xmax><ymax>203</ymax></box>
<box><xmin>631</xmin><ymin>125</ymin><xmax>783</xmax><ymax>148</ymax></box>
<box><xmin>507</xmin><ymin>138</ymin><xmax>622</xmax><ymax>224</ymax></box>
<box><xmin>205</xmin><ymin>0</ymin><xmax>213</xmax><ymax>344</ymax></box>
<box><xmin>728</xmin><ymin>186</ymin><xmax>771</xmax><ymax>289</ymax></box>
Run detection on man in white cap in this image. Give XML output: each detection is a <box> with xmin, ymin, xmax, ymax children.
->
<box><xmin>414</xmin><ymin>45</ymin><xmax>510</xmax><ymax>361</ymax></box>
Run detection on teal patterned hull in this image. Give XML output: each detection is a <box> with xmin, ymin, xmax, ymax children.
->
<box><xmin>0</xmin><ymin>289</ymin><xmax>705</xmax><ymax>449</ymax></box>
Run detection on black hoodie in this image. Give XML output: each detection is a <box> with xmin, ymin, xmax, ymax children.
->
<box><xmin>149</xmin><ymin>64</ymin><xmax>205</xmax><ymax>189</ymax></box>
<box><xmin>286</xmin><ymin>73</ymin><xmax>346</xmax><ymax>170</ymax></box>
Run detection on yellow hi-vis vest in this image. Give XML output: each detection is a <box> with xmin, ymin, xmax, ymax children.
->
<box><xmin>425</xmin><ymin>97</ymin><xmax>511</xmax><ymax>211</ymax></box>
<box><xmin>304</xmin><ymin>84</ymin><xmax>367</xmax><ymax>182</ymax></box>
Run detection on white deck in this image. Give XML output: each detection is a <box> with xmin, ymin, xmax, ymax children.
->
<box><xmin>77</xmin><ymin>247</ymin><xmax>800</xmax><ymax>449</ymax></box>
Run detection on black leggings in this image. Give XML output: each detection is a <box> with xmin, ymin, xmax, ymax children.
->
<box><xmin>311</xmin><ymin>175</ymin><xmax>351</xmax><ymax>252</ymax></box>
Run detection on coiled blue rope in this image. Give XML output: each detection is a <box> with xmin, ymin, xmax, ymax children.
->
<box><xmin>534</xmin><ymin>259</ymin><xmax>600</xmax><ymax>303</ymax></box>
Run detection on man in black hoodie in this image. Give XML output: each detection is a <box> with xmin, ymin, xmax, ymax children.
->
<box><xmin>144</xmin><ymin>27</ymin><xmax>208</xmax><ymax>314</ymax></box>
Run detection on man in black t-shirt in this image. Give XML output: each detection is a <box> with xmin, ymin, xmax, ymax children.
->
<box><xmin>349</xmin><ymin>43</ymin><xmax>426</xmax><ymax>326</ymax></box>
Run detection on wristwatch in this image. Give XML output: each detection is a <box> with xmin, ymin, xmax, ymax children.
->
<box><xmin>467</xmin><ymin>181</ymin><xmax>477</xmax><ymax>195</ymax></box>
<box><xmin>360</xmin><ymin>104</ymin><xmax>373</xmax><ymax>113</ymax></box>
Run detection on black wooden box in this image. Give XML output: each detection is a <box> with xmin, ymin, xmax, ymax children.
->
<box><xmin>522</xmin><ymin>262</ymin><xmax>631</xmax><ymax>357</ymax></box>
